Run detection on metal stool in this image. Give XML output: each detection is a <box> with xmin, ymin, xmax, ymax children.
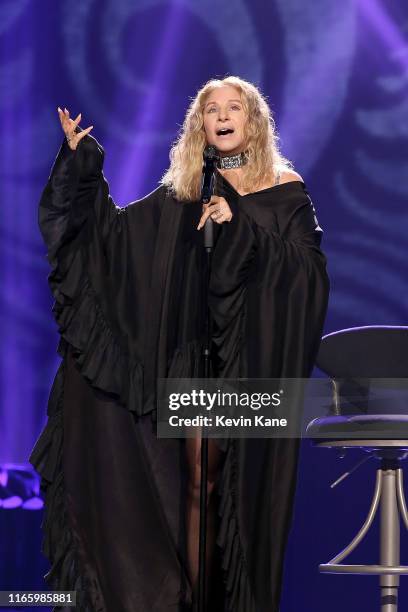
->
<box><xmin>306</xmin><ymin>326</ymin><xmax>408</xmax><ymax>612</ymax></box>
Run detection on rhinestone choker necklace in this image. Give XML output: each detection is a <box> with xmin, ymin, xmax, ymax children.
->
<box><xmin>217</xmin><ymin>152</ymin><xmax>247</xmax><ymax>169</ymax></box>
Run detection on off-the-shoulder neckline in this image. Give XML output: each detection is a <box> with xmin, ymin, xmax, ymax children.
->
<box><xmin>217</xmin><ymin>171</ymin><xmax>306</xmax><ymax>198</ymax></box>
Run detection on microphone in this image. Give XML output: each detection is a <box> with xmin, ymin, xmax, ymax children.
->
<box><xmin>201</xmin><ymin>145</ymin><xmax>219</xmax><ymax>250</ymax></box>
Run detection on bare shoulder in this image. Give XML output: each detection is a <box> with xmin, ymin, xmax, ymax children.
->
<box><xmin>279</xmin><ymin>168</ymin><xmax>304</xmax><ymax>184</ymax></box>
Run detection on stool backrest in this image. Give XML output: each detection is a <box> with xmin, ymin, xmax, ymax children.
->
<box><xmin>316</xmin><ymin>326</ymin><xmax>408</xmax><ymax>415</ymax></box>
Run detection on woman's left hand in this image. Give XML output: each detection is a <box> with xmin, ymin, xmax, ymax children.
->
<box><xmin>197</xmin><ymin>196</ymin><xmax>233</xmax><ymax>230</ymax></box>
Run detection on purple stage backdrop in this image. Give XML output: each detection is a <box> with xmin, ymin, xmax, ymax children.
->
<box><xmin>0</xmin><ymin>1</ymin><xmax>407</xmax><ymax>610</ymax></box>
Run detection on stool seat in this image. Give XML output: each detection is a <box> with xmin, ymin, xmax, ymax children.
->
<box><xmin>306</xmin><ymin>414</ymin><xmax>408</xmax><ymax>439</ymax></box>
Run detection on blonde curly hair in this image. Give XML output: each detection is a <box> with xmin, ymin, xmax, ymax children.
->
<box><xmin>160</xmin><ymin>75</ymin><xmax>293</xmax><ymax>201</ymax></box>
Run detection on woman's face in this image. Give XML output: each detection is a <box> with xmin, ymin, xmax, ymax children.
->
<box><xmin>202</xmin><ymin>85</ymin><xmax>247</xmax><ymax>156</ymax></box>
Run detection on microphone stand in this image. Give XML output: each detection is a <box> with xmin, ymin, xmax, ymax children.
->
<box><xmin>198</xmin><ymin>232</ymin><xmax>212</xmax><ymax>612</ymax></box>
<box><xmin>197</xmin><ymin>149</ymin><xmax>217</xmax><ymax>612</ymax></box>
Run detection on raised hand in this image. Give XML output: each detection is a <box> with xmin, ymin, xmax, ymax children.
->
<box><xmin>57</xmin><ymin>107</ymin><xmax>94</xmax><ymax>151</ymax></box>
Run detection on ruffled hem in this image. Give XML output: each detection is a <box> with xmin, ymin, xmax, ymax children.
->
<box><xmin>49</xmin><ymin>243</ymin><xmax>145</xmax><ymax>416</ymax></box>
<box><xmin>142</xmin><ymin>339</ymin><xmax>206</xmax><ymax>424</ymax></box>
<box><xmin>216</xmin><ymin>439</ymin><xmax>256</xmax><ymax>612</ymax></box>
<box><xmin>167</xmin><ymin>338</ymin><xmax>206</xmax><ymax>377</ymax></box>
<box><xmin>29</xmin><ymin>360</ymin><xmax>105</xmax><ymax>612</ymax></box>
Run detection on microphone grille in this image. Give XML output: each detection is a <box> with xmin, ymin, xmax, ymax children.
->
<box><xmin>203</xmin><ymin>145</ymin><xmax>219</xmax><ymax>160</ymax></box>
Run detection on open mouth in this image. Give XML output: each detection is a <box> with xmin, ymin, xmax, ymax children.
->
<box><xmin>216</xmin><ymin>128</ymin><xmax>234</xmax><ymax>136</ymax></box>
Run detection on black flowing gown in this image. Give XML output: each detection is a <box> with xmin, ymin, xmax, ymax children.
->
<box><xmin>30</xmin><ymin>133</ymin><xmax>329</xmax><ymax>612</ymax></box>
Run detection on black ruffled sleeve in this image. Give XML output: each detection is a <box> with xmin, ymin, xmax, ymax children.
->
<box><xmin>39</xmin><ymin>134</ymin><xmax>121</xmax><ymax>265</ymax></box>
<box><xmin>38</xmin><ymin>133</ymin><xmax>150</xmax><ymax>415</ymax></box>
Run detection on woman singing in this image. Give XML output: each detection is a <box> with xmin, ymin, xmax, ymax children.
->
<box><xmin>30</xmin><ymin>76</ymin><xmax>329</xmax><ymax>612</ymax></box>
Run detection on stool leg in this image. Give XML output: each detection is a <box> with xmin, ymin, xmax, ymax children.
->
<box><xmin>380</xmin><ymin>469</ymin><xmax>400</xmax><ymax>612</ymax></box>
<box><xmin>396</xmin><ymin>469</ymin><xmax>408</xmax><ymax>530</ymax></box>
<box><xmin>327</xmin><ymin>470</ymin><xmax>382</xmax><ymax>565</ymax></box>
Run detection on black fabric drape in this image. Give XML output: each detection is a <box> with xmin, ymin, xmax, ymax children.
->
<box><xmin>30</xmin><ymin>134</ymin><xmax>329</xmax><ymax>612</ymax></box>
<box><xmin>209</xmin><ymin>174</ymin><xmax>329</xmax><ymax>610</ymax></box>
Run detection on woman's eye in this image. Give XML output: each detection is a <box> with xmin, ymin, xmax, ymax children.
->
<box><xmin>207</xmin><ymin>107</ymin><xmax>216</xmax><ymax>113</ymax></box>
<box><xmin>231</xmin><ymin>105</ymin><xmax>241</xmax><ymax>111</ymax></box>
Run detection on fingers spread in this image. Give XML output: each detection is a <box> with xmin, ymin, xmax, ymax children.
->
<box><xmin>57</xmin><ymin>106</ymin><xmax>93</xmax><ymax>146</ymax></box>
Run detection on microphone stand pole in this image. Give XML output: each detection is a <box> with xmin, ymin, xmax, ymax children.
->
<box><xmin>198</xmin><ymin>172</ymin><xmax>216</xmax><ymax>612</ymax></box>
<box><xmin>198</xmin><ymin>218</ymin><xmax>214</xmax><ymax>612</ymax></box>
